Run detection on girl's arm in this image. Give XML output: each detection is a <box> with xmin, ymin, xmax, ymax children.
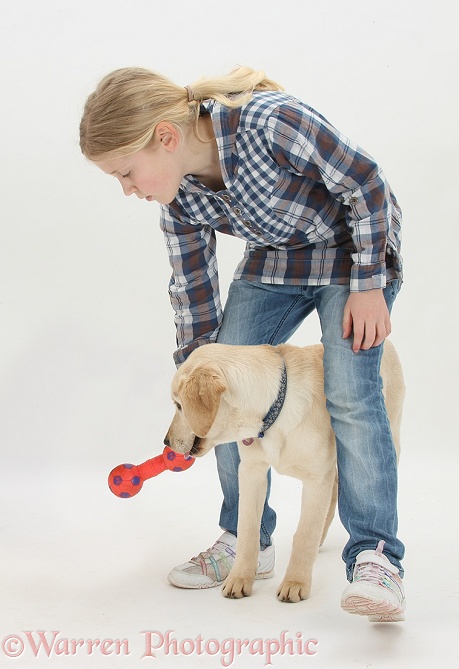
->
<box><xmin>266</xmin><ymin>101</ymin><xmax>401</xmax><ymax>351</ymax></box>
<box><xmin>160</xmin><ymin>202</ymin><xmax>222</xmax><ymax>366</ymax></box>
<box><xmin>266</xmin><ymin>101</ymin><xmax>402</xmax><ymax>294</ymax></box>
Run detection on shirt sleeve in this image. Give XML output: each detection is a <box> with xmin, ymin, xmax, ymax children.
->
<box><xmin>159</xmin><ymin>200</ymin><xmax>223</xmax><ymax>366</ymax></box>
<box><xmin>266</xmin><ymin>102</ymin><xmax>401</xmax><ymax>291</ymax></box>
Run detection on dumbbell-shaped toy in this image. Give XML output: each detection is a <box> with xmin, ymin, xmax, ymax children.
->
<box><xmin>108</xmin><ymin>446</ymin><xmax>195</xmax><ymax>498</ymax></box>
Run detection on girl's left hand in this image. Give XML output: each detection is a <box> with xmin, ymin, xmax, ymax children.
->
<box><xmin>342</xmin><ymin>288</ymin><xmax>391</xmax><ymax>353</ymax></box>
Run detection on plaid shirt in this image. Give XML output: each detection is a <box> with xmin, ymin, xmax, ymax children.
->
<box><xmin>160</xmin><ymin>91</ymin><xmax>402</xmax><ymax>365</ymax></box>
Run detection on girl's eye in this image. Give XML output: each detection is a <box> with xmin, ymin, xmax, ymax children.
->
<box><xmin>121</xmin><ymin>171</ymin><xmax>131</xmax><ymax>179</ymax></box>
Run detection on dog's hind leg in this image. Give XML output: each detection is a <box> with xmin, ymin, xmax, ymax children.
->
<box><xmin>277</xmin><ymin>467</ymin><xmax>335</xmax><ymax>603</ymax></box>
<box><xmin>320</xmin><ymin>472</ymin><xmax>337</xmax><ymax>546</ymax></box>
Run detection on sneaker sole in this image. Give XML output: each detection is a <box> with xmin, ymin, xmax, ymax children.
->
<box><xmin>368</xmin><ymin>612</ymin><xmax>405</xmax><ymax>622</ymax></box>
<box><xmin>167</xmin><ymin>574</ymin><xmax>219</xmax><ymax>589</ymax></box>
<box><xmin>342</xmin><ymin>595</ymin><xmax>405</xmax><ymax>621</ymax></box>
<box><xmin>167</xmin><ymin>569</ymin><xmax>275</xmax><ymax>590</ymax></box>
<box><xmin>256</xmin><ymin>569</ymin><xmax>275</xmax><ymax>580</ymax></box>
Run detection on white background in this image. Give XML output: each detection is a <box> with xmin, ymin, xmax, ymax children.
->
<box><xmin>1</xmin><ymin>1</ymin><xmax>458</xmax><ymax>667</ymax></box>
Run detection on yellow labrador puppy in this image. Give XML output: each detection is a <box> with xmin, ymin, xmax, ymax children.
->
<box><xmin>165</xmin><ymin>341</ymin><xmax>404</xmax><ymax>603</ymax></box>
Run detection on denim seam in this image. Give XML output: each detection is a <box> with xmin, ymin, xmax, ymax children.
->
<box><xmin>260</xmin><ymin>521</ymin><xmax>271</xmax><ymax>549</ymax></box>
<box><xmin>267</xmin><ymin>294</ymin><xmax>304</xmax><ymax>345</ymax></box>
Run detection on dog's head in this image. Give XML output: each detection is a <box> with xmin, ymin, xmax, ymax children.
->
<box><xmin>164</xmin><ymin>354</ymin><xmax>227</xmax><ymax>457</ymax></box>
<box><xmin>164</xmin><ymin>344</ymin><xmax>264</xmax><ymax>458</ymax></box>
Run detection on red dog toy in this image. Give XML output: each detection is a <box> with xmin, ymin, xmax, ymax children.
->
<box><xmin>108</xmin><ymin>446</ymin><xmax>194</xmax><ymax>498</ymax></box>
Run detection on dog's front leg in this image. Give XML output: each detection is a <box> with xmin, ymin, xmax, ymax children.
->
<box><xmin>222</xmin><ymin>444</ymin><xmax>269</xmax><ymax>599</ymax></box>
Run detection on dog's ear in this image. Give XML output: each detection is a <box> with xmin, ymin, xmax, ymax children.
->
<box><xmin>179</xmin><ymin>365</ymin><xmax>226</xmax><ymax>437</ymax></box>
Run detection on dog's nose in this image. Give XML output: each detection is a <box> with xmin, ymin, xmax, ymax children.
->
<box><xmin>163</xmin><ymin>436</ymin><xmax>170</xmax><ymax>447</ymax></box>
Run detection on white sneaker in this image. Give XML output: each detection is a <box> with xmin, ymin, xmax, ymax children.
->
<box><xmin>341</xmin><ymin>540</ymin><xmax>406</xmax><ymax>622</ymax></box>
<box><xmin>167</xmin><ymin>531</ymin><xmax>275</xmax><ymax>589</ymax></box>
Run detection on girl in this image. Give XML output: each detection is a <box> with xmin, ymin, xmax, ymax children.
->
<box><xmin>80</xmin><ymin>65</ymin><xmax>405</xmax><ymax>621</ymax></box>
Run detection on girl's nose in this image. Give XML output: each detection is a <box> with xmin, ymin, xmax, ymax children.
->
<box><xmin>117</xmin><ymin>176</ymin><xmax>136</xmax><ymax>197</ymax></box>
<box><xmin>122</xmin><ymin>182</ymin><xmax>137</xmax><ymax>197</ymax></box>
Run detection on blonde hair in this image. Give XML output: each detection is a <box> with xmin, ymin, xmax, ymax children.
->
<box><xmin>79</xmin><ymin>66</ymin><xmax>283</xmax><ymax>161</ymax></box>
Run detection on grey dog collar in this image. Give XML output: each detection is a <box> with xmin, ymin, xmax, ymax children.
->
<box><xmin>257</xmin><ymin>362</ymin><xmax>288</xmax><ymax>438</ymax></box>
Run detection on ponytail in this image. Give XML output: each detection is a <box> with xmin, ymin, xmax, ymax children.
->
<box><xmin>80</xmin><ymin>65</ymin><xmax>283</xmax><ymax>161</ymax></box>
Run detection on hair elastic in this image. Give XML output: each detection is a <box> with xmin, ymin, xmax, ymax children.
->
<box><xmin>185</xmin><ymin>85</ymin><xmax>195</xmax><ymax>102</ymax></box>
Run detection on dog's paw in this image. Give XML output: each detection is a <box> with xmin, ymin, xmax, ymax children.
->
<box><xmin>222</xmin><ymin>574</ymin><xmax>255</xmax><ymax>599</ymax></box>
<box><xmin>276</xmin><ymin>580</ymin><xmax>310</xmax><ymax>603</ymax></box>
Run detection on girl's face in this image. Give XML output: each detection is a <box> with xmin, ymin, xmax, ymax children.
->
<box><xmin>95</xmin><ymin>124</ymin><xmax>184</xmax><ymax>205</ymax></box>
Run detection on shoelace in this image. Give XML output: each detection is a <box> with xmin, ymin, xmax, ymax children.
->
<box><xmin>190</xmin><ymin>540</ymin><xmax>236</xmax><ymax>581</ymax></box>
<box><xmin>354</xmin><ymin>561</ymin><xmax>394</xmax><ymax>587</ymax></box>
<box><xmin>354</xmin><ymin>540</ymin><xmax>403</xmax><ymax>600</ymax></box>
<box><xmin>354</xmin><ymin>540</ymin><xmax>393</xmax><ymax>587</ymax></box>
<box><xmin>191</xmin><ymin>540</ymin><xmax>235</xmax><ymax>564</ymax></box>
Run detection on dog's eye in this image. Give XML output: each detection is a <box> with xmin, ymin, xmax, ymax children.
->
<box><xmin>174</xmin><ymin>402</ymin><xmax>182</xmax><ymax>411</ymax></box>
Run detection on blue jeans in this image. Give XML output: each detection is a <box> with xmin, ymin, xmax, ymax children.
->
<box><xmin>215</xmin><ymin>279</ymin><xmax>404</xmax><ymax>580</ymax></box>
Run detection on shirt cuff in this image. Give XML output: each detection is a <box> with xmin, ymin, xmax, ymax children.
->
<box><xmin>173</xmin><ymin>336</ymin><xmax>217</xmax><ymax>367</ymax></box>
<box><xmin>350</xmin><ymin>261</ymin><xmax>387</xmax><ymax>292</ymax></box>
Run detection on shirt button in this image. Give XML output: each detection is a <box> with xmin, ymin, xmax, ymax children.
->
<box><xmin>244</xmin><ymin>221</ymin><xmax>262</xmax><ymax>235</ymax></box>
<box><xmin>221</xmin><ymin>195</ymin><xmax>231</xmax><ymax>202</ymax></box>
<box><xmin>233</xmin><ymin>207</ymin><xmax>242</xmax><ymax>216</ymax></box>
<box><xmin>349</xmin><ymin>196</ymin><xmax>359</xmax><ymax>205</ymax></box>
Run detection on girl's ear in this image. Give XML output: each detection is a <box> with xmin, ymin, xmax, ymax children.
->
<box><xmin>155</xmin><ymin>122</ymin><xmax>180</xmax><ymax>151</ymax></box>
